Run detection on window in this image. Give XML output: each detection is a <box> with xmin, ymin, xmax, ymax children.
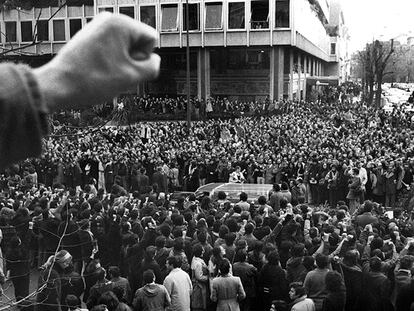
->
<box><xmin>251</xmin><ymin>0</ymin><xmax>269</xmax><ymax>29</ymax></box>
<box><xmin>275</xmin><ymin>0</ymin><xmax>289</xmax><ymax>28</ymax></box>
<box><xmin>98</xmin><ymin>7</ymin><xmax>114</xmax><ymax>13</ymax></box>
<box><xmin>225</xmin><ymin>48</ymin><xmax>269</xmax><ymax>70</ymax></box>
<box><xmin>205</xmin><ymin>2</ymin><xmax>222</xmax><ymax>30</ymax></box>
<box><xmin>53</xmin><ymin>20</ymin><xmax>65</xmax><ymax>41</ymax></box>
<box><xmin>70</xmin><ymin>19</ymin><xmax>82</xmax><ymax>38</ymax></box>
<box><xmin>120</xmin><ymin>6</ymin><xmax>135</xmax><ymax>19</ymax></box>
<box><xmin>140</xmin><ymin>6</ymin><xmax>156</xmax><ymax>28</ymax></box>
<box><xmin>330</xmin><ymin>43</ymin><xmax>336</xmax><ymax>55</ymax></box>
<box><xmin>37</xmin><ymin>20</ymin><xmax>49</xmax><ymax>41</ymax></box>
<box><xmin>183</xmin><ymin>3</ymin><xmax>199</xmax><ymax>31</ymax></box>
<box><xmin>21</xmin><ymin>21</ymin><xmax>33</xmax><ymax>42</ymax></box>
<box><xmin>5</xmin><ymin>22</ymin><xmax>17</xmax><ymax>42</ymax></box>
<box><xmin>228</xmin><ymin>2</ymin><xmax>245</xmax><ymax>29</ymax></box>
<box><xmin>247</xmin><ymin>50</ymin><xmax>261</xmax><ymax>64</ymax></box>
<box><xmin>161</xmin><ymin>4</ymin><xmax>178</xmax><ymax>32</ymax></box>
<box><xmin>86</xmin><ymin>18</ymin><xmax>93</xmax><ymax>23</ymax></box>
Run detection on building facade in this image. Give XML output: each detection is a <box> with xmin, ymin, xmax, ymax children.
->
<box><xmin>0</xmin><ymin>0</ymin><xmax>349</xmax><ymax>100</ymax></box>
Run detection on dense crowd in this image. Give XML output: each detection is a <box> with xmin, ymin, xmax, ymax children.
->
<box><xmin>2</xmin><ymin>99</ymin><xmax>414</xmax><ymax>311</ymax></box>
<box><xmin>54</xmin><ymin>96</ymin><xmax>288</xmax><ymax>127</ymax></box>
<box><xmin>115</xmin><ymin>95</ymin><xmax>280</xmax><ymax>117</ymax></box>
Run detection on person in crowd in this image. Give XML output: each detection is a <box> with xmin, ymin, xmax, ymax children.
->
<box><xmin>163</xmin><ymin>256</ymin><xmax>192</xmax><ymax>311</ymax></box>
<box><xmin>190</xmin><ymin>244</ymin><xmax>209</xmax><ymax>311</ymax></box>
<box><xmin>210</xmin><ymin>258</ymin><xmax>246</xmax><ymax>311</ymax></box>
<box><xmin>304</xmin><ymin>254</ymin><xmax>330</xmax><ymax>311</ymax></box>
<box><xmin>108</xmin><ymin>266</ymin><xmax>132</xmax><ymax>304</ymax></box>
<box><xmin>322</xmin><ymin>271</ymin><xmax>345</xmax><ymax>311</ymax></box>
<box><xmin>288</xmin><ymin>282</ymin><xmax>316</xmax><ymax>311</ymax></box>
<box><xmin>232</xmin><ymin>249</ymin><xmax>258</xmax><ymax>311</ymax></box>
<box><xmin>97</xmin><ymin>290</ymin><xmax>131</xmax><ymax>311</ymax></box>
<box><xmin>66</xmin><ymin>295</ymin><xmax>89</xmax><ymax>311</ymax></box>
<box><xmin>36</xmin><ymin>250</ymin><xmax>74</xmax><ymax>311</ymax></box>
<box><xmin>87</xmin><ymin>267</ymin><xmax>114</xmax><ymax>310</ymax></box>
<box><xmin>132</xmin><ymin>269</ymin><xmax>171</xmax><ymax>311</ymax></box>
<box><xmin>5</xmin><ymin>236</ymin><xmax>30</xmax><ymax>304</ymax></box>
<box><xmin>257</xmin><ymin>250</ymin><xmax>289</xmax><ymax>310</ymax></box>
<box><xmin>347</xmin><ymin>168</ymin><xmax>362</xmax><ymax>214</ymax></box>
<box><xmin>339</xmin><ymin>250</ymin><xmax>363</xmax><ymax>311</ymax></box>
<box><xmin>229</xmin><ymin>166</ymin><xmax>246</xmax><ymax>184</ymax></box>
<box><xmin>360</xmin><ymin>255</ymin><xmax>393</xmax><ymax>311</ymax></box>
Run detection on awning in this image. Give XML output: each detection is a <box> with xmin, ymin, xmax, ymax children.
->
<box><xmin>306</xmin><ymin>76</ymin><xmax>339</xmax><ymax>86</ymax></box>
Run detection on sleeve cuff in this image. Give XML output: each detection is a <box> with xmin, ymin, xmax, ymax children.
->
<box><xmin>0</xmin><ymin>63</ymin><xmax>50</xmax><ymax>169</ymax></box>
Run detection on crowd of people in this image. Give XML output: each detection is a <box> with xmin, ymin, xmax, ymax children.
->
<box><xmin>115</xmin><ymin>95</ymin><xmax>280</xmax><ymax>118</ymax></box>
<box><xmin>53</xmin><ymin>95</ymin><xmax>286</xmax><ymax>127</ymax></box>
<box><xmin>2</xmin><ymin>98</ymin><xmax>414</xmax><ymax>311</ymax></box>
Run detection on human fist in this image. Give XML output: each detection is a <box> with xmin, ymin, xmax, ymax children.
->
<box><xmin>35</xmin><ymin>12</ymin><xmax>160</xmax><ymax>111</ymax></box>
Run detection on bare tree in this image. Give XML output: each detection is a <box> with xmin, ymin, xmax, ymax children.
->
<box><xmin>373</xmin><ymin>39</ymin><xmax>394</xmax><ymax>107</ymax></box>
<box><xmin>0</xmin><ymin>0</ymin><xmax>68</xmax><ymax>57</ymax></box>
<box><xmin>353</xmin><ymin>40</ymin><xmax>394</xmax><ymax>106</ymax></box>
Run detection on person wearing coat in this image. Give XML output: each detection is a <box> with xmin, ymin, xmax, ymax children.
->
<box><xmin>5</xmin><ymin>236</ymin><xmax>30</xmax><ymax>304</ymax></box>
<box><xmin>137</xmin><ymin>168</ymin><xmax>150</xmax><ymax>194</ymax></box>
<box><xmin>36</xmin><ymin>250</ymin><xmax>73</xmax><ymax>311</ymax></box>
<box><xmin>346</xmin><ymin>168</ymin><xmax>362</xmax><ymax>214</ymax></box>
<box><xmin>152</xmin><ymin>167</ymin><xmax>168</xmax><ymax>193</ymax></box>
<box><xmin>339</xmin><ymin>250</ymin><xmax>363</xmax><ymax>311</ymax></box>
<box><xmin>288</xmin><ymin>282</ymin><xmax>316</xmax><ymax>311</ymax></box>
<box><xmin>190</xmin><ymin>245</ymin><xmax>209</xmax><ymax>311</ymax></box>
<box><xmin>211</xmin><ymin>258</ymin><xmax>246</xmax><ymax>311</ymax></box>
<box><xmin>257</xmin><ymin>251</ymin><xmax>289</xmax><ymax>311</ymax></box>
<box><xmin>384</xmin><ymin>165</ymin><xmax>397</xmax><ymax>208</ymax></box>
<box><xmin>232</xmin><ymin>250</ymin><xmax>258</xmax><ymax>311</ymax></box>
<box><xmin>372</xmin><ymin>165</ymin><xmax>385</xmax><ymax>204</ymax></box>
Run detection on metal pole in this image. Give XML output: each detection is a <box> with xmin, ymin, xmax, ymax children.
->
<box><xmin>186</xmin><ymin>0</ymin><xmax>191</xmax><ymax>130</ymax></box>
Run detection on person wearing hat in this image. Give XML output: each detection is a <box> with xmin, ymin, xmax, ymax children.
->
<box><xmin>36</xmin><ymin>249</ymin><xmax>73</xmax><ymax>311</ymax></box>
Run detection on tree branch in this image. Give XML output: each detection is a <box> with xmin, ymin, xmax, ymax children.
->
<box><xmin>0</xmin><ymin>0</ymin><xmax>68</xmax><ymax>57</ymax></box>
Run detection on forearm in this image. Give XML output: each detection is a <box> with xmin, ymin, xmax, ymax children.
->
<box><xmin>0</xmin><ymin>64</ymin><xmax>49</xmax><ymax>169</ymax></box>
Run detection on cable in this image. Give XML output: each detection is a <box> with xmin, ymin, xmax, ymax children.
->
<box><xmin>46</xmin><ymin>109</ymin><xmax>116</xmax><ymax>139</ymax></box>
<box><xmin>0</xmin><ymin>210</ymin><xmax>70</xmax><ymax>310</ymax></box>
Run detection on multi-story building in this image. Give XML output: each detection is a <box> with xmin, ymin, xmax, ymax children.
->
<box><xmin>0</xmin><ymin>0</ymin><xmax>349</xmax><ymax>101</ymax></box>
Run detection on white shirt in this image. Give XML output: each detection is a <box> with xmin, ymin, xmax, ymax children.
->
<box><xmin>229</xmin><ymin>171</ymin><xmax>245</xmax><ymax>183</ymax></box>
<box><xmin>359</xmin><ymin>167</ymin><xmax>368</xmax><ymax>186</ymax></box>
<box><xmin>163</xmin><ymin>268</ymin><xmax>192</xmax><ymax>311</ymax></box>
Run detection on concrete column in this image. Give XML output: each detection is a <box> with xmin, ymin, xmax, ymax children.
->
<box><xmin>312</xmin><ymin>59</ymin><xmax>316</xmax><ymax>76</ymax></box>
<box><xmin>289</xmin><ymin>49</ymin><xmax>294</xmax><ymax>100</ymax></box>
<box><xmin>303</xmin><ymin>56</ymin><xmax>308</xmax><ymax>100</ymax></box>
<box><xmin>197</xmin><ymin>48</ymin><xmax>211</xmax><ymax>100</ymax></box>
<box><xmin>296</xmin><ymin>53</ymin><xmax>301</xmax><ymax>100</ymax></box>
<box><xmin>137</xmin><ymin>82</ymin><xmax>146</xmax><ymax>96</ymax></box>
<box><xmin>269</xmin><ymin>46</ymin><xmax>285</xmax><ymax>101</ymax></box>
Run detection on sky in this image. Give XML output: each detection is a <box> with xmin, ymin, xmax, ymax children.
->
<box><xmin>341</xmin><ymin>0</ymin><xmax>414</xmax><ymax>52</ymax></box>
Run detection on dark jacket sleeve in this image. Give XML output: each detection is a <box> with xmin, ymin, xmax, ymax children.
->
<box><xmin>0</xmin><ymin>63</ymin><xmax>49</xmax><ymax>170</ymax></box>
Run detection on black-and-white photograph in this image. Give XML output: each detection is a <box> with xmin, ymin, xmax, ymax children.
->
<box><xmin>0</xmin><ymin>0</ymin><xmax>414</xmax><ymax>310</ymax></box>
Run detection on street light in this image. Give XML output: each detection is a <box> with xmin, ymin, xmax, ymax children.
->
<box><xmin>186</xmin><ymin>0</ymin><xmax>191</xmax><ymax>130</ymax></box>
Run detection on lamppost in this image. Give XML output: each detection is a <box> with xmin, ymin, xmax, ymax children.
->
<box><xmin>186</xmin><ymin>0</ymin><xmax>191</xmax><ymax>130</ymax></box>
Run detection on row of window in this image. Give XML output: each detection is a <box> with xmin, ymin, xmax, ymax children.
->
<box><xmin>99</xmin><ymin>0</ymin><xmax>290</xmax><ymax>32</ymax></box>
<box><xmin>1</xmin><ymin>18</ymin><xmax>88</xmax><ymax>43</ymax></box>
<box><xmin>0</xmin><ymin>0</ymin><xmax>290</xmax><ymax>43</ymax></box>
